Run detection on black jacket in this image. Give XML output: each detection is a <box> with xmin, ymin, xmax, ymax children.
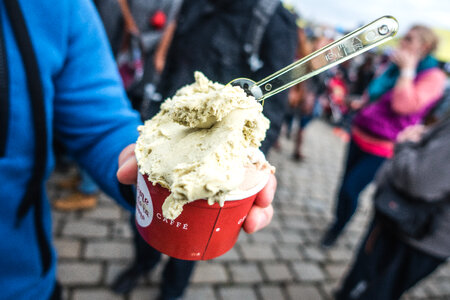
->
<box><xmin>375</xmin><ymin>118</ymin><xmax>450</xmax><ymax>258</ymax></box>
<box><xmin>155</xmin><ymin>0</ymin><xmax>298</xmax><ymax>153</ymax></box>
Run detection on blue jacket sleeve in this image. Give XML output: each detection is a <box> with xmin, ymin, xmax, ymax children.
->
<box><xmin>53</xmin><ymin>0</ymin><xmax>142</xmax><ymax>210</ymax></box>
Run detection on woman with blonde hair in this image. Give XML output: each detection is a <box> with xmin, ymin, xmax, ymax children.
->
<box><xmin>321</xmin><ymin>25</ymin><xmax>446</xmax><ymax>247</ymax></box>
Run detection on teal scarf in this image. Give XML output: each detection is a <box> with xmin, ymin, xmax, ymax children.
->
<box><xmin>367</xmin><ymin>55</ymin><xmax>439</xmax><ymax>102</ymax></box>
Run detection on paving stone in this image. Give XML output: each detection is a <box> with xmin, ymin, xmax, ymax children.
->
<box><xmin>213</xmin><ymin>247</ymin><xmax>241</xmax><ymax>262</ymax></box>
<box><xmin>184</xmin><ymin>286</ymin><xmax>217</xmax><ymax>300</ymax></box>
<box><xmin>130</xmin><ymin>287</ymin><xmax>159</xmax><ymax>300</ymax></box>
<box><xmin>258</xmin><ymin>285</ymin><xmax>285</xmax><ymax>300</ymax></box>
<box><xmin>58</xmin><ymin>262</ymin><xmax>102</xmax><ymax>285</ymax></box>
<box><xmin>435</xmin><ymin>264</ymin><xmax>450</xmax><ymax>277</ymax></box>
<box><xmin>72</xmin><ymin>288</ymin><xmax>123</xmax><ymax>300</ymax></box>
<box><xmin>262</xmin><ymin>262</ymin><xmax>293</xmax><ymax>281</ymax></box>
<box><xmin>237</xmin><ymin>231</ymin><xmax>251</xmax><ymax>242</ymax></box>
<box><xmin>327</xmin><ymin>247</ymin><xmax>353</xmax><ymax>262</ymax></box>
<box><xmin>283</xmin><ymin>216</ymin><xmax>312</xmax><ymax>230</ymax></box>
<box><xmin>292</xmin><ymin>262</ymin><xmax>325</xmax><ymax>282</ymax></box>
<box><xmin>84</xmin><ymin>241</ymin><xmax>133</xmax><ymax>260</ymax></box>
<box><xmin>219</xmin><ymin>286</ymin><xmax>258</xmax><ymax>300</ymax></box>
<box><xmin>81</xmin><ymin>205</ymin><xmax>123</xmax><ymax>220</ymax></box>
<box><xmin>322</xmin><ymin>282</ymin><xmax>339</xmax><ymax>298</ymax></box>
<box><xmin>405</xmin><ymin>283</ymin><xmax>430</xmax><ymax>298</ymax></box>
<box><xmin>111</xmin><ymin>221</ymin><xmax>133</xmax><ymax>239</ymax></box>
<box><xmin>276</xmin><ymin>244</ymin><xmax>303</xmax><ymax>260</ymax></box>
<box><xmin>303</xmin><ymin>246</ymin><xmax>327</xmax><ymax>261</ymax></box>
<box><xmin>104</xmin><ymin>262</ymin><xmax>129</xmax><ymax>285</ymax></box>
<box><xmin>425</xmin><ymin>280</ymin><xmax>450</xmax><ymax>297</ymax></box>
<box><xmin>286</xmin><ymin>284</ymin><xmax>323</xmax><ymax>300</ymax></box>
<box><xmin>325</xmin><ymin>263</ymin><xmax>348</xmax><ymax>280</ymax></box>
<box><xmin>239</xmin><ymin>243</ymin><xmax>277</xmax><ymax>261</ymax></box>
<box><xmin>191</xmin><ymin>263</ymin><xmax>228</xmax><ymax>284</ymax></box>
<box><xmin>277</xmin><ymin>229</ymin><xmax>304</xmax><ymax>244</ymax></box>
<box><xmin>54</xmin><ymin>238</ymin><xmax>81</xmax><ymax>259</ymax></box>
<box><xmin>251</xmin><ymin>230</ymin><xmax>279</xmax><ymax>243</ymax></box>
<box><xmin>62</xmin><ymin>221</ymin><xmax>109</xmax><ymax>238</ymax></box>
<box><xmin>229</xmin><ymin>263</ymin><xmax>262</xmax><ymax>283</ymax></box>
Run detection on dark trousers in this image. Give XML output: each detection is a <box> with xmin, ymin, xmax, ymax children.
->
<box><xmin>331</xmin><ymin>140</ymin><xmax>385</xmax><ymax>234</ymax></box>
<box><xmin>336</xmin><ymin>219</ymin><xmax>445</xmax><ymax>300</ymax></box>
<box><xmin>49</xmin><ymin>281</ymin><xmax>62</xmax><ymax>300</ymax></box>
<box><xmin>130</xmin><ymin>216</ymin><xmax>196</xmax><ymax>298</ymax></box>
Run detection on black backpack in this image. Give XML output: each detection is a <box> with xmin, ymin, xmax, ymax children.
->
<box><xmin>151</xmin><ymin>0</ymin><xmax>298</xmax><ymax>155</ymax></box>
<box><xmin>156</xmin><ymin>0</ymin><xmax>282</xmax><ymax>102</ymax></box>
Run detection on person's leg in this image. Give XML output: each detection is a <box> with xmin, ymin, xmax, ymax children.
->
<box><xmin>111</xmin><ymin>215</ymin><xmax>162</xmax><ymax>294</ymax></box>
<box><xmin>322</xmin><ymin>142</ymin><xmax>385</xmax><ymax>246</ymax></box>
<box><xmin>381</xmin><ymin>243</ymin><xmax>444</xmax><ymax>299</ymax></box>
<box><xmin>78</xmin><ymin>169</ymin><xmax>98</xmax><ymax>195</ymax></box>
<box><xmin>335</xmin><ymin>219</ymin><xmax>380</xmax><ymax>300</ymax></box>
<box><xmin>52</xmin><ymin>168</ymin><xmax>98</xmax><ymax>211</ymax></box>
<box><xmin>337</xmin><ymin>223</ymin><xmax>445</xmax><ymax>300</ymax></box>
<box><xmin>293</xmin><ymin>115</ymin><xmax>313</xmax><ymax>160</ymax></box>
<box><xmin>48</xmin><ymin>281</ymin><xmax>62</xmax><ymax>300</ymax></box>
<box><xmin>284</xmin><ymin>111</ymin><xmax>294</xmax><ymax>138</ymax></box>
<box><xmin>334</xmin><ymin>153</ymin><xmax>384</xmax><ymax>232</ymax></box>
<box><xmin>160</xmin><ymin>258</ymin><xmax>197</xmax><ymax>300</ymax></box>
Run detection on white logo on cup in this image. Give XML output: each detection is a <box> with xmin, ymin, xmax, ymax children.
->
<box><xmin>136</xmin><ymin>173</ymin><xmax>153</xmax><ymax>227</ymax></box>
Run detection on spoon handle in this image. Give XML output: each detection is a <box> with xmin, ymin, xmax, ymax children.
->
<box><xmin>252</xmin><ymin>16</ymin><xmax>399</xmax><ymax>101</ymax></box>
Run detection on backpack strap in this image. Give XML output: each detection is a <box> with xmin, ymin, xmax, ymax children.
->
<box><xmin>117</xmin><ymin>0</ymin><xmax>140</xmax><ymax>36</ymax></box>
<box><xmin>243</xmin><ymin>0</ymin><xmax>280</xmax><ymax>72</ymax></box>
<box><xmin>0</xmin><ymin>12</ymin><xmax>9</xmax><ymax>158</ymax></box>
<box><xmin>4</xmin><ymin>0</ymin><xmax>51</xmax><ymax>275</ymax></box>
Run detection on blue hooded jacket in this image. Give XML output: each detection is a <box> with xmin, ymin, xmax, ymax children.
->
<box><xmin>0</xmin><ymin>0</ymin><xmax>142</xmax><ymax>298</ymax></box>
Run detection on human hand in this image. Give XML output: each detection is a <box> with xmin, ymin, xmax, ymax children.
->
<box><xmin>117</xmin><ymin>144</ymin><xmax>138</xmax><ymax>185</ymax></box>
<box><xmin>117</xmin><ymin>144</ymin><xmax>277</xmax><ymax>234</ymax></box>
<box><xmin>390</xmin><ymin>48</ymin><xmax>421</xmax><ymax>71</ymax></box>
<box><xmin>396</xmin><ymin>124</ymin><xmax>426</xmax><ymax>143</ymax></box>
<box><xmin>154</xmin><ymin>55</ymin><xmax>166</xmax><ymax>74</ymax></box>
<box><xmin>242</xmin><ymin>173</ymin><xmax>276</xmax><ymax>234</ymax></box>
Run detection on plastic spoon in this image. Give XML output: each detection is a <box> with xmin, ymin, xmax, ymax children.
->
<box><xmin>230</xmin><ymin>15</ymin><xmax>399</xmax><ymax>102</ymax></box>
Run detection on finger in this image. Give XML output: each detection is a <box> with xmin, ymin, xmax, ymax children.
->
<box><xmin>117</xmin><ymin>145</ymin><xmax>138</xmax><ymax>185</ymax></box>
<box><xmin>117</xmin><ymin>155</ymin><xmax>138</xmax><ymax>185</ymax></box>
<box><xmin>118</xmin><ymin>144</ymin><xmax>136</xmax><ymax>166</ymax></box>
<box><xmin>242</xmin><ymin>204</ymin><xmax>274</xmax><ymax>234</ymax></box>
<box><xmin>254</xmin><ymin>174</ymin><xmax>277</xmax><ymax>208</ymax></box>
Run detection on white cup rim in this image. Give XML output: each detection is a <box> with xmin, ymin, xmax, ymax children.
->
<box><xmin>224</xmin><ymin>171</ymin><xmax>270</xmax><ymax>201</ymax></box>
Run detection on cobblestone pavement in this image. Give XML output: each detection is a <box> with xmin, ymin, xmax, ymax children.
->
<box><xmin>48</xmin><ymin>120</ymin><xmax>450</xmax><ymax>300</ymax></box>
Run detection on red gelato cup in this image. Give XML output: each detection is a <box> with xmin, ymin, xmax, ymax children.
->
<box><xmin>135</xmin><ymin>171</ymin><xmax>269</xmax><ymax>260</ymax></box>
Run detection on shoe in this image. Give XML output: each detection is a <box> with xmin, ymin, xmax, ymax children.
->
<box><xmin>320</xmin><ymin>228</ymin><xmax>339</xmax><ymax>248</ymax></box>
<box><xmin>56</xmin><ymin>175</ymin><xmax>81</xmax><ymax>190</ymax></box>
<box><xmin>111</xmin><ymin>264</ymin><xmax>148</xmax><ymax>294</ymax></box>
<box><xmin>52</xmin><ymin>192</ymin><xmax>97</xmax><ymax>211</ymax></box>
<box><xmin>293</xmin><ymin>152</ymin><xmax>304</xmax><ymax>161</ymax></box>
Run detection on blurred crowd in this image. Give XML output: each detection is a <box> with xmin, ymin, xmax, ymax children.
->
<box><xmin>5</xmin><ymin>0</ymin><xmax>447</xmax><ymax>299</ymax></box>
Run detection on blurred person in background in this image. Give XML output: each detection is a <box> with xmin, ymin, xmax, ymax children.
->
<box><xmin>95</xmin><ymin>0</ymin><xmax>183</xmax><ymax>115</ymax></box>
<box><xmin>321</xmin><ymin>25</ymin><xmax>446</xmax><ymax>248</ymax></box>
<box><xmin>351</xmin><ymin>53</ymin><xmax>376</xmax><ymax>97</ymax></box>
<box><xmin>110</xmin><ymin>0</ymin><xmax>297</xmax><ymax>299</ymax></box>
<box><xmin>288</xmin><ymin>33</ymin><xmax>331</xmax><ymax>160</ymax></box>
<box><xmin>335</xmin><ymin>112</ymin><xmax>450</xmax><ymax>300</ymax></box>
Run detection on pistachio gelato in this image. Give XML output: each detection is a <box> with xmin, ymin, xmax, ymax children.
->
<box><xmin>135</xmin><ymin>72</ymin><xmax>274</xmax><ymax>220</ymax></box>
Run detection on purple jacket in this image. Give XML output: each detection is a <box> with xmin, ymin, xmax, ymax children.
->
<box><xmin>353</xmin><ymin>69</ymin><xmax>442</xmax><ymax>141</ymax></box>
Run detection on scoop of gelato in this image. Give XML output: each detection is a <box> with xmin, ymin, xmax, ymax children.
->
<box><xmin>135</xmin><ymin>72</ymin><xmax>273</xmax><ymax>219</ymax></box>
